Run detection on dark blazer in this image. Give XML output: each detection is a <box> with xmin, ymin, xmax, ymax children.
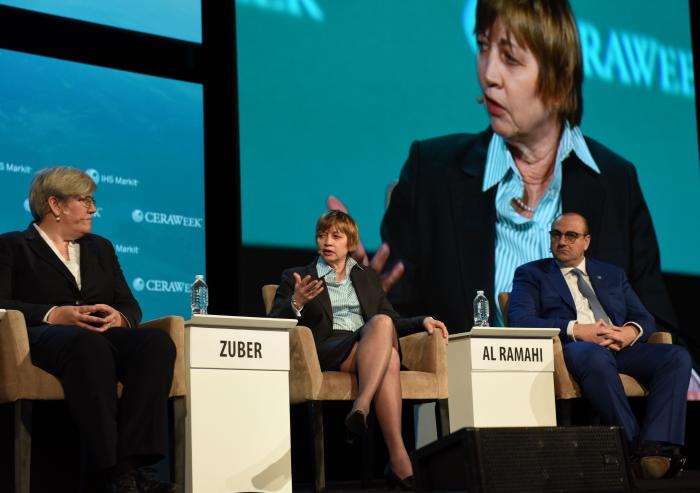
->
<box><xmin>0</xmin><ymin>224</ymin><xmax>141</xmax><ymax>327</ymax></box>
<box><xmin>269</xmin><ymin>259</ymin><xmax>425</xmax><ymax>347</ymax></box>
<box><xmin>381</xmin><ymin>129</ymin><xmax>676</xmax><ymax>334</ymax></box>
<box><xmin>508</xmin><ymin>257</ymin><xmax>655</xmax><ymax>342</ymax></box>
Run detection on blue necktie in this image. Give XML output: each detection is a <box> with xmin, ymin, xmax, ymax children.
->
<box><xmin>571</xmin><ymin>268</ymin><xmax>610</xmax><ymax>324</ymax></box>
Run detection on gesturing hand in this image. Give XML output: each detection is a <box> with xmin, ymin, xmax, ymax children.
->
<box><xmin>47</xmin><ymin>303</ymin><xmax>125</xmax><ymax>332</ymax></box>
<box><xmin>326</xmin><ymin>195</ymin><xmax>405</xmax><ymax>293</ymax></box>
<box><xmin>422</xmin><ymin>316</ymin><xmax>449</xmax><ymax>340</ymax></box>
<box><xmin>292</xmin><ymin>272</ymin><xmax>324</xmax><ymax>309</ymax></box>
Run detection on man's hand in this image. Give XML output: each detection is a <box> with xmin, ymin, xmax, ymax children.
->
<box><xmin>602</xmin><ymin>325</ymin><xmax>639</xmax><ymax>352</ymax></box>
<box><xmin>292</xmin><ymin>272</ymin><xmax>324</xmax><ymax>309</ymax></box>
<box><xmin>572</xmin><ymin>320</ymin><xmax>615</xmax><ymax>345</ymax></box>
<box><xmin>326</xmin><ymin>195</ymin><xmax>404</xmax><ymax>292</ymax></box>
<box><xmin>422</xmin><ymin>316</ymin><xmax>449</xmax><ymax>340</ymax></box>
<box><xmin>47</xmin><ymin>304</ymin><xmax>125</xmax><ymax>332</ymax></box>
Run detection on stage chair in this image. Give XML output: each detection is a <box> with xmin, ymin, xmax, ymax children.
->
<box><xmin>262</xmin><ymin>284</ymin><xmax>449</xmax><ymax>493</ymax></box>
<box><xmin>498</xmin><ymin>292</ymin><xmax>673</xmax><ymax>402</ymax></box>
<box><xmin>0</xmin><ymin>309</ymin><xmax>186</xmax><ymax>493</ymax></box>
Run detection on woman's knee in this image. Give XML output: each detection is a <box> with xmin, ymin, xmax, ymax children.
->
<box><xmin>366</xmin><ymin>314</ymin><xmax>394</xmax><ymax>334</ymax></box>
<box><xmin>136</xmin><ymin>328</ymin><xmax>177</xmax><ymax>364</ymax></box>
<box><xmin>69</xmin><ymin>329</ymin><xmax>115</xmax><ymax>361</ymax></box>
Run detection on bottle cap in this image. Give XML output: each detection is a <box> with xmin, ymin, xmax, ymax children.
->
<box><xmin>477</xmin><ymin>290</ymin><xmax>484</xmax><ymax>295</ymax></box>
<box><xmin>195</xmin><ymin>274</ymin><xmax>204</xmax><ymax>280</ymax></box>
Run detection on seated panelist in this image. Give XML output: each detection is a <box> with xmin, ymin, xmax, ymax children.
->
<box><xmin>0</xmin><ymin>166</ymin><xmax>176</xmax><ymax>493</ymax></box>
<box><xmin>509</xmin><ymin>212</ymin><xmax>691</xmax><ymax>479</ymax></box>
<box><xmin>269</xmin><ymin>210</ymin><xmax>448</xmax><ymax>490</ymax></box>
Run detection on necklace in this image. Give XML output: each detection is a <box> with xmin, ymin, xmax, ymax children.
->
<box><xmin>512</xmin><ymin>196</ymin><xmax>535</xmax><ymax>213</ymax></box>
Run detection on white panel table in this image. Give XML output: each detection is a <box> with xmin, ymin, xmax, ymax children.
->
<box><xmin>448</xmin><ymin>327</ymin><xmax>560</xmax><ymax>430</ymax></box>
<box><xmin>184</xmin><ymin>315</ymin><xmax>297</xmax><ymax>493</ymax></box>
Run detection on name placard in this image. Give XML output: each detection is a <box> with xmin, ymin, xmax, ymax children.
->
<box><xmin>469</xmin><ymin>338</ymin><xmax>553</xmax><ymax>372</ymax></box>
<box><xmin>188</xmin><ymin>326</ymin><xmax>289</xmax><ymax>371</ymax></box>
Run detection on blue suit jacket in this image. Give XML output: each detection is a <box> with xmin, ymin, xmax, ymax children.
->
<box><xmin>508</xmin><ymin>257</ymin><xmax>655</xmax><ymax>343</ymax></box>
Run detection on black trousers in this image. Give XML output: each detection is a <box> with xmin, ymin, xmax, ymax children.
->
<box><xmin>27</xmin><ymin>324</ymin><xmax>176</xmax><ymax>470</ymax></box>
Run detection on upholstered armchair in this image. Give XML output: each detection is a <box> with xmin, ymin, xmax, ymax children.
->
<box><xmin>0</xmin><ymin>309</ymin><xmax>186</xmax><ymax>493</ymax></box>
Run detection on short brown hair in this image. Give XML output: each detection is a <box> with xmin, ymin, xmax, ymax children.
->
<box><xmin>316</xmin><ymin>210</ymin><xmax>359</xmax><ymax>254</ymax></box>
<box><xmin>29</xmin><ymin>166</ymin><xmax>96</xmax><ymax>221</ymax></box>
<box><xmin>475</xmin><ymin>0</ymin><xmax>583</xmax><ymax>126</ymax></box>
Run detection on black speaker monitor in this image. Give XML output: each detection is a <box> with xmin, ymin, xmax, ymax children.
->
<box><xmin>411</xmin><ymin>426</ymin><xmax>629</xmax><ymax>493</ymax></box>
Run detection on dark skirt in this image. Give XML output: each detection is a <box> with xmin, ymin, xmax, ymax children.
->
<box><xmin>317</xmin><ymin>329</ymin><xmax>362</xmax><ymax>371</ymax></box>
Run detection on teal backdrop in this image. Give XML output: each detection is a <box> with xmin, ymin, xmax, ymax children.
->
<box><xmin>236</xmin><ymin>0</ymin><xmax>699</xmax><ymax>275</ymax></box>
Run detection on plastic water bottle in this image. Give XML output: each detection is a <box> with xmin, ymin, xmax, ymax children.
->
<box><xmin>473</xmin><ymin>290</ymin><xmax>489</xmax><ymax>327</ymax></box>
<box><xmin>191</xmin><ymin>274</ymin><xmax>208</xmax><ymax>315</ymax></box>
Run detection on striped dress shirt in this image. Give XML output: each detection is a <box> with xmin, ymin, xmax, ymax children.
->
<box><xmin>316</xmin><ymin>256</ymin><xmax>365</xmax><ymax>332</ymax></box>
<box><xmin>481</xmin><ymin>123</ymin><xmax>600</xmax><ymax>326</ymax></box>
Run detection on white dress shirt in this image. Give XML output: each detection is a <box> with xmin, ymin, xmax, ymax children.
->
<box><xmin>560</xmin><ymin>258</ymin><xmax>642</xmax><ymax>344</ymax></box>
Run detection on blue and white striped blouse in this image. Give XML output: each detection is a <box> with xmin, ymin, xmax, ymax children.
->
<box><xmin>481</xmin><ymin>123</ymin><xmax>600</xmax><ymax>326</ymax></box>
<box><xmin>316</xmin><ymin>256</ymin><xmax>365</xmax><ymax>332</ymax></box>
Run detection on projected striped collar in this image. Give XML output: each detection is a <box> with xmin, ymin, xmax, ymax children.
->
<box><xmin>482</xmin><ymin>123</ymin><xmax>600</xmax><ymax>326</ymax></box>
<box><xmin>316</xmin><ymin>256</ymin><xmax>365</xmax><ymax>332</ymax></box>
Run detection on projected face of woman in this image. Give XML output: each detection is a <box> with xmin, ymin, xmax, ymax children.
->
<box><xmin>477</xmin><ymin>18</ymin><xmax>559</xmax><ymax>145</ymax></box>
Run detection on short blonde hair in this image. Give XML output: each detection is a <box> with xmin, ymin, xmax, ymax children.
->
<box><xmin>475</xmin><ymin>0</ymin><xmax>583</xmax><ymax>126</ymax></box>
<box><xmin>316</xmin><ymin>210</ymin><xmax>359</xmax><ymax>254</ymax></box>
<box><xmin>29</xmin><ymin>166</ymin><xmax>96</xmax><ymax>221</ymax></box>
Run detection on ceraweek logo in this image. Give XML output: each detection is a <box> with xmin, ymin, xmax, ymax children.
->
<box><xmin>131</xmin><ymin>209</ymin><xmax>203</xmax><ymax>228</ymax></box>
<box><xmin>85</xmin><ymin>168</ymin><xmax>139</xmax><ymax>187</ymax></box>
<box><xmin>132</xmin><ymin>277</ymin><xmax>192</xmax><ymax>293</ymax></box>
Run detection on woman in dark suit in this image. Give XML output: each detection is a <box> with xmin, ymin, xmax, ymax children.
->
<box><xmin>0</xmin><ymin>166</ymin><xmax>176</xmax><ymax>493</ymax></box>
<box><xmin>270</xmin><ymin>210</ymin><xmax>447</xmax><ymax>489</ymax></box>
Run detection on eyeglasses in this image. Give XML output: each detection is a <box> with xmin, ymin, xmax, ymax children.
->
<box><xmin>75</xmin><ymin>196</ymin><xmax>97</xmax><ymax>209</ymax></box>
<box><xmin>549</xmin><ymin>229</ymin><xmax>588</xmax><ymax>243</ymax></box>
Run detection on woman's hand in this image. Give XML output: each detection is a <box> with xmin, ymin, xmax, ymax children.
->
<box><xmin>422</xmin><ymin>316</ymin><xmax>448</xmax><ymax>339</ymax></box>
<box><xmin>47</xmin><ymin>303</ymin><xmax>125</xmax><ymax>332</ymax></box>
<box><xmin>292</xmin><ymin>272</ymin><xmax>324</xmax><ymax>309</ymax></box>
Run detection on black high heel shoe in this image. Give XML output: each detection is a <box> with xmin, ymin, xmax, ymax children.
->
<box><xmin>344</xmin><ymin>409</ymin><xmax>368</xmax><ymax>436</ymax></box>
<box><xmin>384</xmin><ymin>463</ymin><xmax>414</xmax><ymax>491</ymax></box>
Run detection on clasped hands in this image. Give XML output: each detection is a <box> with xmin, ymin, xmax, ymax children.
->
<box><xmin>47</xmin><ymin>303</ymin><xmax>126</xmax><ymax>332</ymax></box>
<box><xmin>573</xmin><ymin>320</ymin><xmax>639</xmax><ymax>351</ymax></box>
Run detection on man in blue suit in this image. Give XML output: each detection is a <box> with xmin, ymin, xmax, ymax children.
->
<box><xmin>509</xmin><ymin>212</ymin><xmax>691</xmax><ymax>479</ymax></box>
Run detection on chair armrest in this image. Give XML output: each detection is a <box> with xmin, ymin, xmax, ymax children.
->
<box><xmin>0</xmin><ymin>310</ymin><xmax>31</xmax><ymax>402</ymax></box>
<box><xmin>552</xmin><ymin>337</ymin><xmax>581</xmax><ymax>399</ymax></box>
<box><xmin>288</xmin><ymin>325</ymin><xmax>323</xmax><ymax>403</ymax></box>
<box><xmin>648</xmin><ymin>331</ymin><xmax>672</xmax><ymax>344</ymax></box>
<box><xmin>400</xmin><ymin>331</ymin><xmax>448</xmax><ymax>398</ymax></box>
<box><xmin>140</xmin><ymin>316</ymin><xmax>186</xmax><ymax>397</ymax></box>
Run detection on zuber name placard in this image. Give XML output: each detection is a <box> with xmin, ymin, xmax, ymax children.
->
<box><xmin>469</xmin><ymin>338</ymin><xmax>553</xmax><ymax>372</ymax></box>
<box><xmin>188</xmin><ymin>326</ymin><xmax>289</xmax><ymax>371</ymax></box>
